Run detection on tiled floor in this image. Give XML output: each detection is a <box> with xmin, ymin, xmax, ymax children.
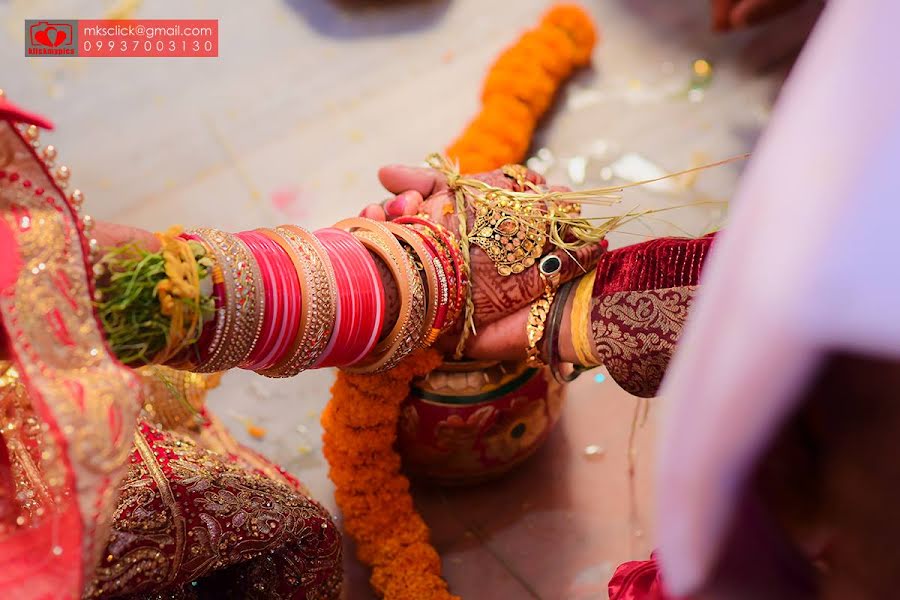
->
<box><xmin>2</xmin><ymin>0</ymin><xmax>819</xmax><ymax>597</ymax></box>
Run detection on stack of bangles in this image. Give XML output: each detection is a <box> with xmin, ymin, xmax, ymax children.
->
<box><xmin>165</xmin><ymin>217</ymin><xmax>467</xmax><ymax>375</ymax></box>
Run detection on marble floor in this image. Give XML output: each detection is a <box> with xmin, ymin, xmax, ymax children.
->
<box><xmin>1</xmin><ymin>0</ymin><xmax>820</xmax><ymax>597</ymax></box>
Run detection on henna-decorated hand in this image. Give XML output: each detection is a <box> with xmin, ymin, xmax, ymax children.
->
<box><xmin>362</xmin><ymin>164</ymin><xmax>605</xmax><ymax>357</ymax></box>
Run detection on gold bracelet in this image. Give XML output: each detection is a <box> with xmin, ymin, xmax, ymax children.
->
<box><xmin>383</xmin><ymin>222</ymin><xmax>439</xmax><ymax>346</ymax></box>
<box><xmin>189</xmin><ymin>228</ymin><xmax>264</xmax><ymax>372</ymax></box>
<box><xmin>334</xmin><ymin>218</ymin><xmax>426</xmax><ymax>373</ymax></box>
<box><xmin>525</xmin><ymin>254</ymin><xmax>563</xmax><ymax>368</ymax></box>
<box><xmin>256</xmin><ymin>226</ymin><xmax>336</xmax><ymax>378</ymax></box>
<box><xmin>572</xmin><ymin>268</ymin><xmax>602</xmax><ymax>367</ymax></box>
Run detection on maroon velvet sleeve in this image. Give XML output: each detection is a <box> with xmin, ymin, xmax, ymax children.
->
<box><xmin>590</xmin><ymin>235</ymin><xmax>714</xmax><ymax>397</ymax></box>
<box><xmin>594</xmin><ymin>235</ymin><xmax>713</xmax><ymax>295</ymax></box>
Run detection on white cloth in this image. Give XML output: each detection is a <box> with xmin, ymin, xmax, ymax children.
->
<box><xmin>655</xmin><ymin>0</ymin><xmax>900</xmax><ymax>594</ymax></box>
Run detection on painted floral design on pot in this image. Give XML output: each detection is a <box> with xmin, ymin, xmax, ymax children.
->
<box><xmin>398</xmin><ymin>359</ymin><xmax>565</xmax><ymax>485</ymax></box>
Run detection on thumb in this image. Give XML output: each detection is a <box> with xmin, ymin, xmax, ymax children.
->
<box><xmin>378</xmin><ymin>165</ymin><xmax>447</xmax><ymax>197</ymax></box>
<box><xmin>465</xmin><ymin>306</ymin><xmax>530</xmax><ymax>361</ymax></box>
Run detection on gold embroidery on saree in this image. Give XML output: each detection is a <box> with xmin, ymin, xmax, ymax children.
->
<box><xmin>590</xmin><ymin>286</ymin><xmax>697</xmax><ymax>397</ymax></box>
<box><xmin>86</xmin><ymin>425</ymin><xmax>341</xmax><ymax>598</ymax></box>
<box><xmin>0</xmin><ymin>122</ymin><xmax>142</xmax><ymax>581</ymax></box>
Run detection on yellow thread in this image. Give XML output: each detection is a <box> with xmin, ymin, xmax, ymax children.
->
<box><xmin>452</xmin><ymin>163</ymin><xmax>476</xmax><ymax>360</ymax></box>
<box><xmin>428</xmin><ymin>152</ymin><xmax>743</xmax><ymax>253</ymax></box>
<box><xmin>153</xmin><ymin>226</ymin><xmax>202</xmax><ymax>364</ymax></box>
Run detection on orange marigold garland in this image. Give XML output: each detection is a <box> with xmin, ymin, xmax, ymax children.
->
<box><xmin>322</xmin><ymin>349</ymin><xmax>454</xmax><ymax>599</ymax></box>
<box><xmin>323</xmin><ymin>4</ymin><xmax>598</xmax><ymax>599</ymax></box>
<box><xmin>446</xmin><ymin>4</ymin><xmax>599</xmax><ymax>173</ymax></box>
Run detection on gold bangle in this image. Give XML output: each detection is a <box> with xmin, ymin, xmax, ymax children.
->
<box><xmin>524</xmin><ymin>254</ymin><xmax>563</xmax><ymax>368</ymax></box>
<box><xmin>383</xmin><ymin>222</ymin><xmax>439</xmax><ymax>346</ymax></box>
<box><xmin>256</xmin><ymin>226</ymin><xmax>336</xmax><ymax>378</ymax></box>
<box><xmin>334</xmin><ymin>218</ymin><xmax>426</xmax><ymax>372</ymax></box>
<box><xmin>189</xmin><ymin>228</ymin><xmax>264</xmax><ymax>372</ymax></box>
<box><xmin>572</xmin><ymin>268</ymin><xmax>602</xmax><ymax>367</ymax></box>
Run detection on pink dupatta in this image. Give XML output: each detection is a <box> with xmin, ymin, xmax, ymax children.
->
<box><xmin>0</xmin><ymin>98</ymin><xmax>142</xmax><ymax>598</ymax></box>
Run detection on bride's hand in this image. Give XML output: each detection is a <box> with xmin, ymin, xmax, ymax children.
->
<box><xmin>361</xmin><ymin>164</ymin><xmax>604</xmax><ymax>356</ymax></box>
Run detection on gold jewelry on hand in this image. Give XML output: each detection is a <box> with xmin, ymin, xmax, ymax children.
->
<box><xmin>470</xmin><ymin>198</ymin><xmax>548</xmax><ymax>277</ymax></box>
<box><xmin>501</xmin><ymin>163</ymin><xmax>538</xmax><ymax>191</ymax></box>
<box><xmin>525</xmin><ymin>254</ymin><xmax>563</xmax><ymax>368</ymax></box>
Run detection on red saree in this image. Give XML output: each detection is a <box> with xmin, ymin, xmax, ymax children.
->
<box><xmin>0</xmin><ymin>99</ymin><xmax>342</xmax><ymax>599</ymax></box>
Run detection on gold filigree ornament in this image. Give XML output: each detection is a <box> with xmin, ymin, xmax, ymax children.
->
<box><xmin>469</xmin><ymin>192</ymin><xmax>547</xmax><ymax>276</ymax></box>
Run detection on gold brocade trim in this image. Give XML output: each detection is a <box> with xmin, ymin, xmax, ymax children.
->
<box><xmin>0</xmin><ymin>122</ymin><xmax>143</xmax><ymax>586</ymax></box>
<box><xmin>590</xmin><ymin>286</ymin><xmax>697</xmax><ymax>397</ymax></box>
<box><xmin>134</xmin><ymin>429</ymin><xmax>186</xmax><ymax>585</ymax></box>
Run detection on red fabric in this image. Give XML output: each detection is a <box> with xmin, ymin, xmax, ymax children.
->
<box><xmin>88</xmin><ymin>420</ymin><xmax>342</xmax><ymax>599</ymax></box>
<box><xmin>0</xmin><ymin>104</ymin><xmax>142</xmax><ymax>599</ymax></box>
<box><xmin>588</xmin><ymin>235</ymin><xmax>716</xmax><ymax>397</ymax></box>
<box><xmin>594</xmin><ymin>235</ymin><xmax>714</xmax><ymax>296</ymax></box>
<box><xmin>609</xmin><ymin>553</ymin><xmax>672</xmax><ymax>600</ymax></box>
<box><xmin>0</xmin><ymin>97</ymin><xmax>54</xmax><ymax>130</ymax></box>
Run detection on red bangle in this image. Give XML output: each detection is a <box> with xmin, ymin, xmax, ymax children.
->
<box><xmin>250</xmin><ymin>228</ymin><xmax>302</xmax><ymax>371</ymax></box>
<box><xmin>267</xmin><ymin>229</ymin><xmax>302</xmax><ymax>370</ymax></box>
<box><xmin>237</xmin><ymin>230</ymin><xmax>284</xmax><ymax>370</ymax></box>
<box><xmin>313</xmin><ymin>228</ymin><xmax>384</xmax><ymax>367</ymax></box>
<box><xmin>344</xmin><ymin>229</ymin><xmax>385</xmax><ymax>365</ymax></box>
<box><xmin>395</xmin><ymin>216</ymin><xmax>465</xmax><ymax>332</ymax></box>
<box><xmin>256</xmin><ymin>227</ymin><xmax>311</xmax><ymax>372</ymax></box>
<box><xmin>406</xmin><ymin>226</ymin><xmax>450</xmax><ymax>341</ymax></box>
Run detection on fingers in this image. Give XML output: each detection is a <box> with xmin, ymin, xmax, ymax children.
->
<box><xmin>510</xmin><ymin>242</ymin><xmax>606</xmax><ymax>308</ymax></box>
<box><xmin>358</xmin><ymin>190</ymin><xmax>424</xmax><ymax>222</ymax></box>
<box><xmin>384</xmin><ymin>190</ymin><xmax>424</xmax><ymax>218</ymax></box>
<box><xmin>523</xmin><ymin>167</ymin><xmax>546</xmax><ymax>187</ymax></box>
<box><xmin>378</xmin><ymin>165</ymin><xmax>446</xmax><ymax>197</ymax></box>
<box><xmin>359</xmin><ymin>204</ymin><xmax>386</xmax><ymax>221</ymax></box>
<box><xmin>464</xmin><ymin>307</ymin><xmax>530</xmax><ymax>361</ymax></box>
<box><xmin>95</xmin><ymin>221</ymin><xmax>159</xmax><ymax>251</ymax></box>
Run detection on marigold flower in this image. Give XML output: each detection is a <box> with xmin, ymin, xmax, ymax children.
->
<box><xmin>446</xmin><ymin>3</ymin><xmax>598</xmax><ymax>172</ymax></box>
<box><xmin>323</xmin><ymin>6</ymin><xmax>599</xmax><ymax>597</ymax></box>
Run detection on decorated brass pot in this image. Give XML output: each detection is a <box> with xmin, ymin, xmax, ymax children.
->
<box><xmin>398</xmin><ymin>359</ymin><xmax>565</xmax><ymax>485</ymax></box>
